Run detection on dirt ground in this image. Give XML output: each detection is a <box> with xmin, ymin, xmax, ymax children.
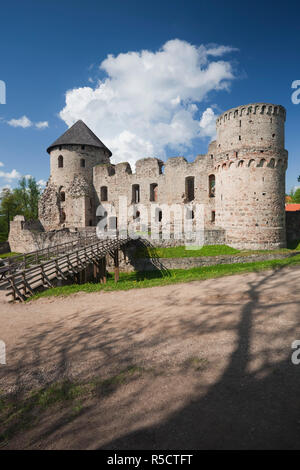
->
<box><xmin>1</xmin><ymin>264</ymin><xmax>300</xmax><ymax>449</ymax></box>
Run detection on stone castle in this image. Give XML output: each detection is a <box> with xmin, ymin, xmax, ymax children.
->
<box><xmin>36</xmin><ymin>102</ymin><xmax>287</xmax><ymax>250</ymax></box>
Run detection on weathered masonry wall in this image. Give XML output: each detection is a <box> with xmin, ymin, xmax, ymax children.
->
<box><xmin>93</xmin><ymin>141</ymin><xmax>218</xmax><ymax>231</ymax></box>
<box><xmin>214</xmin><ymin>103</ymin><xmax>287</xmax><ymax>249</ymax></box>
<box><xmin>8</xmin><ymin>215</ymin><xmax>96</xmax><ymax>253</ymax></box>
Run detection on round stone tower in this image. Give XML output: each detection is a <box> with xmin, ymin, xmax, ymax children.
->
<box><xmin>39</xmin><ymin>120</ymin><xmax>112</xmax><ymax>230</ymax></box>
<box><xmin>47</xmin><ymin>120</ymin><xmax>111</xmax><ymax>187</ymax></box>
<box><xmin>214</xmin><ymin>103</ymin><xmax>288</xmax><ymax>249</ymax></box>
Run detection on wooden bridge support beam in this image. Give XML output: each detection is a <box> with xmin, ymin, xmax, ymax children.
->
<box><xmin>98</xmin><ymin>257</ymin><xmax>107</xmax><ymax>284</ymax></box>
<box><xmin>114</xmin><ymin>249</ymin><xmax>119</xmax><ymax>282</ymax></box>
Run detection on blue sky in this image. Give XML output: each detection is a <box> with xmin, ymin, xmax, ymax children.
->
<box><xmin>0</xmin><ymin>0</ymin><xmax>299</xmax><ymax>192</ymax></box>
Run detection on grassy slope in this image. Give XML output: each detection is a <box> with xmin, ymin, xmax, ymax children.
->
<box><xmin>30</xmin><ymin>252</ymin><xmax>300</xmax><ymax>301</ymax></box>
<box><xmin>133</xmin><ymin>242</ymin><xmax>300</xmax><ymax>259</ymax></box>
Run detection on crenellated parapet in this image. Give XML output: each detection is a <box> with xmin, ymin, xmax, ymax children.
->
<box><xmin>216</xmin><ymin>103</ymin><xmax>286</xmax><ymax>126</ymax></box>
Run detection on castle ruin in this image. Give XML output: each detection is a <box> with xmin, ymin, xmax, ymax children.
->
<box><xmin>10</xmin><ymin>102</ymin><xmax>288</xmax><ymax>252</ymax></box>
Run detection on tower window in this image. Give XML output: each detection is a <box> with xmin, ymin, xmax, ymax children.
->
<box><xmin>150</xmin><ymin>183</ymin><xmax>158</xmax><ymax>202</ymax></box>
<box><xmin>100</xmin><ymin>186</ymin><xmax>108</xmax><ymax>201</ymax></box>
<box><xmin>80</xmin><ymin>158</ymin><xmax>85</xmax><ymax>168</ymax></box>
<box><xmin>239</xmin><ymin>135</ymin><xmax>241</xmax><ymax>141</ymax></box>
<box><xmin>132</xmin><ymin>184</ymin><xmax>140</xmax><ymax>203</ymax></box>
<box><xmin>81</xmin><ymin>145</ymin><xmax>85</xmax><ymax>150</ymax></box>
<box><xmin>185</xmin><ymin>176</ymin><xmax>195</xmax><ymax>201</ymax></box>
<box><xmin>209</xmin><ymin>174</ymin><xmax>215</xmax><ymax>197</ymax></box>
<box><xmin>211</xmin><ymin>211</ymin><xmax>215</xmax><ymax>223</ymax></box>
<box><xmin>58</xmin><ymin>155</ymin><xmax>63</xmax><ymax>168</ymax></box>
<box><xmin>60</xmin><ymin>191</ymin><xmax>65</xmax><ymax>202</ymax></box>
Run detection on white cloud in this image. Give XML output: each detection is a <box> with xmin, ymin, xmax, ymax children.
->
<box><xmin>35</xmin><ymin>121</ymin><xmax>49</xmax><ymax>129</ymax></box>
<box><xmin>0</xmin><ymin>168</ymin><xmax>21</xmax><ymax>181</ymax></box>
<box><xmin>0</xmin><ymin>162</ymin><xmax>4</xmax><ymax>167</ymax></box>
<box><xmin>37</xmin><ymin>179</ymin><xmax>47</xmax><ymax>188</ymax></box>
<box><xmin>59</xmin><ymin>39</ymin><xmax>238</xmax><ymax>168</ymax></box>
<box><xmin>199</xmin><ymin>107</ymin><xmax>218</xmax><ymax>138</ymax></box>
<box><xmin>6</xmin><ymin>116</ymin><xmax>48</xmax><ymax>129</ymax></box>
<box><xmin>7</xmin><ymin>115</ymin><xmax>32</xmax><ymax>128</ymax></box>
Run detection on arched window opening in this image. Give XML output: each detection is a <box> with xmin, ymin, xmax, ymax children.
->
<box><xmin>211</xmin><ymin>211</ymin><xmax>216</xmax><ymax>223</ymax></box>
<box><xmin>185</xmin><ymin>176</ymin><xmax>195</xmax><ymax>202</ymax></box>
<box><xmin>156</xmin><ymin>208</ymin><xmax>162</xmax><ymax>223</ymax></box>
<box><xmin>133</xmin><ymin>209</ymin><xmax>140</xmax><ymax>221</ymax></box>
<box><xmin>268</xmin><ymin>158</ymin><xmax>275</xmax><ymax>168</ymax></box>
<box><xmin>257</xmin><ymin>159</ymin><xmax>266</xmax><ymax>168</ymax></box>
<box><xmin>150</xmin><ymin>183</ymin><xmax>158</xmax><ymax>202</ymax></box>
<box><xmin>80</xmin><ymin>158</ymin><xmax>85</xmax><ymax>168</ymax></box>
<box><xmin>100</xmin><ymin>186</ymin><xmax>108</xmax><ymax>201</ymax></box>
<box><xmin>58</xmin><ymin>155</ymin><xmax>63</xmax><ymax>168</ymax></box>
<box><xmin>209</xmin><ymin>174</ymin><xmax>215</xmax><ymax>197</ymax></box>
<box><xmin>238</xmin><ymin>160</ymin><xmax>244</xmax><ymax>167</ymax></box>
<box><xmin>132</xmin><ymin>184</ymin><xmax>140</xmax><ymax>203</ymax></box>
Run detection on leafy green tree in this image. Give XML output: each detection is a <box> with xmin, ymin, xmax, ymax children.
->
<box><xmin>291</xmin><ymin>187</ymin><xmax>300</xmax><ymax>203</ymax></box>
<box><xmin>0</xmin><ymin>177</ymin><xmax>41</xmax><ymax>240</ymax></box>
<box><xmin>13</xmin><ymin>177</ymin><xmax>41</xmax><ymax>220</ymax></box>
<box><xmin>0</xmin><ymin>188</ymin><xmax>18</xmax><ymax>239</ymax></box>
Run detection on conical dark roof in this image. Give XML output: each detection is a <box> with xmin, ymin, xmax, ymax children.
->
<box><xmin>47</xmin><ymin>120</ymin><xmax>112</xmax><ymax>156</ymax></box>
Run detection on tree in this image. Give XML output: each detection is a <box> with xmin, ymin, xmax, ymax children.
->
<box><xmin>13</xmin><ymin>177</ymin><xmax>41</xmax><ymax>220</ymax></box>
<box><xmin>0</xmin><ymin>177</ymin><xmax>41</xmax><ymax>240</ymax></box>
<box><xmin>291</xmin><ymin>187</ymin><xmax>300</xmax><ymax>203</ymax></box>
<box><xmin>0</xmin><ymin>188</ymin><xmax>18</xmax><ymax>238</ymax></box>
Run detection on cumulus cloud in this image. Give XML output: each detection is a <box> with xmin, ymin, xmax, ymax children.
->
<box><xmin>0</xmin><ymin>162</ymin><xmax>4</xmax><ymax>167</ymax></box>
<box><xmin>59</xmin><ymin>39</ymin><xmax>238</xmax><ymax>168</ymax></box>
<box><xmin>35</xmin><ymin>121</ymin><xmax>49</xmax><ymax>129</ymax></box>
<box><xmin>6</xmin><ymin>115</ymin><xmax>48</xmax><ymax>129</ymax></box>
<box><xmin>7</xmin><ymin>115</ymin><xmax>32</xmax><ymax>128</ymax></box>
<box><xmin>0</xmin><ymin>168</ymin><xmax>21</xmax><ymax>181</ymax></box>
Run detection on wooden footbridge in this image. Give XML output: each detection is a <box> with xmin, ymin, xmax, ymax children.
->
<box><xmin>0</xmin><ymin>234</ymin><xmax>131</xmax><ymax>302</ymax></box>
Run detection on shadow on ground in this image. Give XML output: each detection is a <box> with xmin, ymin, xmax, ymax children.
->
<box><xmin>1</xmin><ymin>264</ymin><xmax>300</xmax><ymax>449</ymax></box>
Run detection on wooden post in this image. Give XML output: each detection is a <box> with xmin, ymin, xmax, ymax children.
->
<box><xmin>93</xmin><ymin>261</ymin><xmax>98</xmax><ymax>282</ymax></box>
<box><xmin>99</xmin><ymin>257</ymin><xmax>107</xmax><ymax>284</ymax></box>
<box><xmin>114</xmin><ymin>249</ymin><xmax>119</xmax><ymax>282</ymax></box>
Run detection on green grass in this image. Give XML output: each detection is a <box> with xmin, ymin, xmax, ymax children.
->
<box><xmin>0</xmin><ymin>252</ymin><xmax>19</xmax><ymax>259</ymax></box>
<box><xmin>134</xmin><ymin>242</ymin><xmax>300</xmax><ymax>259</ymax></box>
<box><xmin>30</xmin><ymin>253</ymin><xmax>300</xmax><ymax>301</ymax></box>
<box><xmin>134</xmin><ymin>244</ymin><xmax>240</xmax><ymax>258</ymax></box>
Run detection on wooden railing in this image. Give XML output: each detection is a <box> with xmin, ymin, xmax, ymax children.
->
<box><xmin>1</xmin><ymin>234</ymin><xmax>98</xmax><ymax>273</ymax></box>
<box><xmin>1</xmin><ymin>235</ymin><xmax>131</xmax><ymax>302</ymax></box>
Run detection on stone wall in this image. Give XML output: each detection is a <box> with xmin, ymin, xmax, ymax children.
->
<box><xmin>122</xmin><ymin>251</ymin><xmax>299</xmax><ymax>272</ymax></box>
<box><xmin>8</xmin><ymin>215</ymin><xmax>94</xmax><ymax>253</ymax></box>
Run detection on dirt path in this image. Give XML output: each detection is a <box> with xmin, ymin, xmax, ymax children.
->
<box><xmin>1</xmin><ymin>265</ymin><xmax>300</xmax><ymax>449</ymax></box>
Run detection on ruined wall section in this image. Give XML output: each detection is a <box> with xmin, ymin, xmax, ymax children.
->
<box><xmin>215</xmin><ymin>103</ymin><xmax>287</xmax><ymax>249</ymax></box>
<box><xmin>93</xmin><ymin>151</ymin><xmax>218</xmax><ymax>233</ymax></box>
